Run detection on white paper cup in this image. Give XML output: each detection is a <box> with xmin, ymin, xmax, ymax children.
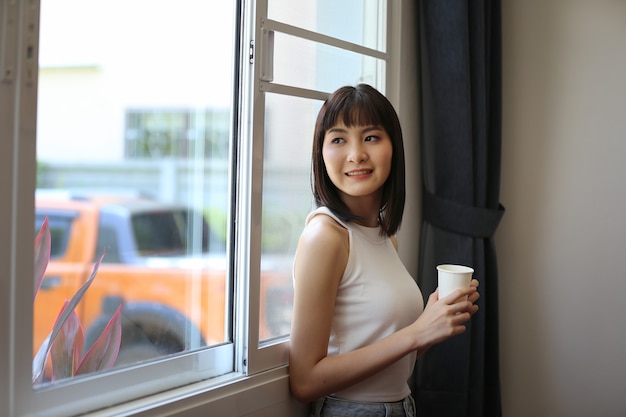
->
<box><xmin>437</xmin><ymin>264</ymin><xmax>474</xmax><ymax>300</ymax></box>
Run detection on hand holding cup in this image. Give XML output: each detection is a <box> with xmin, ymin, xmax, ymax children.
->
<box><xmin>437</xmin><ymin>264</ymin><xmax>474</xmax><ymax>302</ymax></box>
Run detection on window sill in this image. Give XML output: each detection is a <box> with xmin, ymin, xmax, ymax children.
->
<box><xmin>84</xmin><ymin>366</ymin><xmax>307</xmax><ymax>417</ymax></box>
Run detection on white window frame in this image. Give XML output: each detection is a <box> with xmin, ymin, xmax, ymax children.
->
<box><xmin>0</xmin><ymin>0</ymin><xmax>407</xmax><ymax>415</ymax></box>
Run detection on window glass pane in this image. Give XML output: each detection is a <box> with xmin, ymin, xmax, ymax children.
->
<box><xmin>34</xmin><ymin>0</ymin><xmax>235</xmax><ymax>386</ymax></box>
<box><xmin>268</xmin><ymin>0</ymin><xmax>386</xmax><ymax>52</ymax></box>
<box><xmin>272</xmin><ymin>31</ymin><xmax>386</xmax><ymax>93</ymax></box>
<box><xmin>259</xmin><ymin>93</ymin><xmax>320</xmax><ymax>341</ymax></box>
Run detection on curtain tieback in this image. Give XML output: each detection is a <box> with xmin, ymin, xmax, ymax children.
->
<box><xmin>423</xmin><ymin>188</ymin><xmax>505</xmax><ymax>238</ymax></box>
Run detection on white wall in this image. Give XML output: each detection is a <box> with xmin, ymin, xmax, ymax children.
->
<box><xmin>392</xmin><ymin>0</ymin><xmax>420</xmax><ymax>275</ymax></box>
<box><xmin>499</xmin><ymin>1</ymin><xmax>626</xmax><ymax>416</ymax></box>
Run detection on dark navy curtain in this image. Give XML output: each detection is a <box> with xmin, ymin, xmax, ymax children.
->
<box><xmin>411</xmin><ymin>1</ymin><xmax>504</xmax><ymax>417</ymax></box>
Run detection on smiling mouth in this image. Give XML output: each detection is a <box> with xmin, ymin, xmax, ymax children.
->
<box><xmin>346</xmin><ymin>169</ymin><xmax>373</xmax><ymax>176</ymax></box>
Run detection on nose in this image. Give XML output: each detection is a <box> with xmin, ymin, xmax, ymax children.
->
<box><xmin>347</xmin><ymin>142</ymin><xmax>368</xmax><ymax>164</ymax></box>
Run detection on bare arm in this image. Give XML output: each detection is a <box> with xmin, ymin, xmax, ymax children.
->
<box><xmin>288</xmin><ymin>215</ymin><xmax>479</xmax><ymax>403</ymax></box>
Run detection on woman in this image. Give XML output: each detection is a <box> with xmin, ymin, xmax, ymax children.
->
<box><xmin>289</xmin><ymin>84</ymin><xmax>480</xmax><ymax>417</ymax></box>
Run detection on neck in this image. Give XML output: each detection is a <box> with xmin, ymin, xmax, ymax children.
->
<box><xmin>340</xmin><ymin>193</ymin><xmax>381</xmax><ymax>227</ymax></box>
<box><xmin>353</xmin><ymin>215</ymin><xmax>379</xmax><ymax>228</ymax></box>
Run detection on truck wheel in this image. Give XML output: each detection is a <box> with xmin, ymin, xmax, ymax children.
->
<box><xmin>84</xmin><ymin>302</ymin><xmax>206</xmax><ymax>368</ymax></box>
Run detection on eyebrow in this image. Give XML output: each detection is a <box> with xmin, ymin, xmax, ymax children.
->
<box><xmin>326</xmin><ymin>125</ymin><xmax>382</xmax><ymax>134</ymax></box>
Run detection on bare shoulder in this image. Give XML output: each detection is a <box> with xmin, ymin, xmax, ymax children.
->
<box><xmin>294</xmin><ymin>213</ymin><xmax>349</xmax><ymax>285</ymax></box>
<box><xmin>299</xmin><ymin>213</ymin><xmax>348</xmax><ymax>251</ymax></box>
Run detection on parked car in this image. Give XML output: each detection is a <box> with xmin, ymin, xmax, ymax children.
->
<box><xmin>34</xmin><ymin>192</ymin><xmax>293</xmax><ymax>368</ymax></box>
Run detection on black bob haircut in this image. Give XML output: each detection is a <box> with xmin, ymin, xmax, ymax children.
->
<box><xmin>311</xmin><ymin>84</ymin><xmax>406</xmax><ymax>237</ymax></box>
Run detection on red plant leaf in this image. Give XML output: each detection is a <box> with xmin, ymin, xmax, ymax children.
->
<box><xmin>75</xmin><ymin>305</ymin><xmax>122</xmax><ymax>375</ymax></box>
<box><xmin>32</xmin><ymin>252</ymin><xmax>105</xmax><ymax>384</ymax></box>
<box><xmin>50</xmin><ymin>300</ymin><xmax>84</xmax><ymax>381</ymax></box>
<box><xmin>34</xmin><ymin>216</ymin><xmax>51</xmax><ymax>300</ymax></box>
<box><xmin>32</xmin><ymin>333</ymin><xmax>51</xmax><ymax>385</ymax></box>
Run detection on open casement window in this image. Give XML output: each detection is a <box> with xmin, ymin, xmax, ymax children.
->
<box><xmin>245</xmin><ymin>0</ymin><xmax>389</xmax><ymax>373</ymax></box>
<box><xmin>0</xmin><ymin>0</ymin><xmax>391</xmax><ymax>416</ymax></box>
<box><xmin>241</xmin><ymin>0</ymin><xmax>388</xmax><ymax>372</ymax></box>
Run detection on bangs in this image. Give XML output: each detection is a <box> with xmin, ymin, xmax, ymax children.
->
<box><xmin>320</xmin><ymin>90</ymin><xmax>384</xmax><ymax>132</ymax></box>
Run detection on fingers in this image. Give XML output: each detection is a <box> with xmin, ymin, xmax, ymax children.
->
<box><xmin>440</xmin><ymin>286</ymin><xmax>477</xmax><ymax>305</ymax></box>
<box><xmin>450</xmin><ymin>300</ymin><xmax>475</xmax><ymax>315</ymax></box>
<box><xmin>447</xmin><ymin>311</ymin><xmax>472</xmax><ymax>337</ymax></box>
<box><xmin>468</xmin><ymin>291</ymin><xmax>480</xmax><ymax>304</ymax></box>
<box><xmin>426</xmin><ymin>285</ymin><xmax>479</xmax><ymax>318</ymax></box>
<box><xmin>458</xmin><ymin>299</ymin><xmax>479</xmax><ymax>317</ymax></box>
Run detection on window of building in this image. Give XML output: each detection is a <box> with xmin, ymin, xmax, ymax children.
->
<box><xmin>0</xmin><ymin>0</ymin><xmax>390</xmax><ymax>415</ymax></box>
<box><xmin>124</xmin><ymin>109</ymin><xmax>230</xmax><ymax>160</ymax></box>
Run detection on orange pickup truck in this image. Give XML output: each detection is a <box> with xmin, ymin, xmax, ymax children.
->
<box><xmin>34</xmin><ymin>194</ymin><xmax>293</xmax><ymax>367</ymax></box>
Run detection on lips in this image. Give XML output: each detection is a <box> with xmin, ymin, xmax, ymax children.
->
<box><xmin>346</xmin><ymin>169</ymin><xmax>373</xmax><ymax>176</ymax></box>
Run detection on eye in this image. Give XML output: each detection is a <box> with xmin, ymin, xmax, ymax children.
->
<box><xmin>364</xmin><ymin>135</ymin><xmax>379</xmax><ymax>142</ymax></box>
<box><xmin>330</xmin><ymin>137</ymin><xmax>345</xmax><ymax>144</ymax></box>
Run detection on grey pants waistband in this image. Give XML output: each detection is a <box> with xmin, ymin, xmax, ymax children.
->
<box><xmin>311</xmin><ymin>395</ymin><xmax>416</xmax><ymax>417</ymax></box>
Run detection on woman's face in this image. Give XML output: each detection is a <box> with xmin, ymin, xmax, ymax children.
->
<box><xmin>322</xmin><ymin>121</ymin><xmax>393</xmax><ymax>205</ymax></box>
